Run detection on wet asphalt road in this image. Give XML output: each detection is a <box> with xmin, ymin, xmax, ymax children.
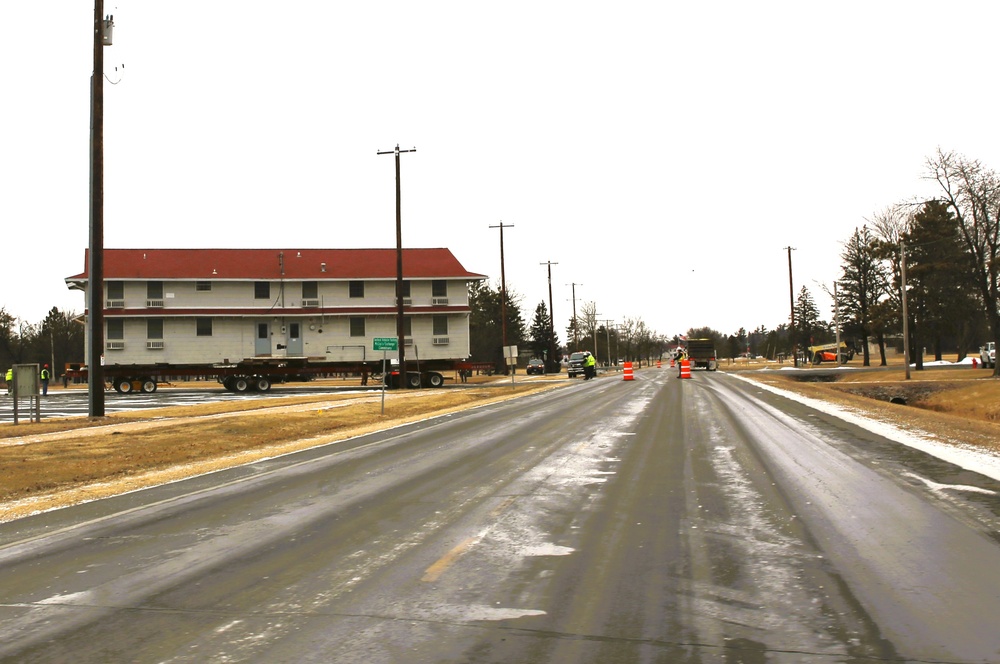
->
<box><xmin>2</xmin><ymin>370</ymin><xmax>1000</xmax><ymax>662</ymax></box>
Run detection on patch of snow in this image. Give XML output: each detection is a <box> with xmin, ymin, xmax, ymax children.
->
<box><xmin>731</xmin><ymin>374</ymin><xmax>1000</xmax><ymax>483</ymax></box>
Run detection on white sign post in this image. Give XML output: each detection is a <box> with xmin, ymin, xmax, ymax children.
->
<box><xmin>504</xmin><ymin>345</ymin><xmax>518</xmax><ymax>386</ymax></box>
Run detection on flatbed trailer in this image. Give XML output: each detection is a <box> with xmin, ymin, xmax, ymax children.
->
<box><xmin>66</xmin><ymin>358</ymin><xmax>495</xmax><ymax>394</ymax></box>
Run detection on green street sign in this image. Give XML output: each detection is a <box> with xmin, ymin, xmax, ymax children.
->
<box><xmin>373</xmin><ymin>337</ymin><xmax>398</xmax><ymax>351</ymax></box>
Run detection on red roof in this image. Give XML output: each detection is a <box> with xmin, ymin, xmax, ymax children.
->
<box><xmin>66</xmin><ymin>248</ymin><xmax>487</xmax><ymax>281</ymax></box>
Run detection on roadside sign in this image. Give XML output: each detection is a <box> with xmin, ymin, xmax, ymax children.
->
<box><xmin>373</xmin><ymin>337</ymin><xmax>398</xmax><ymax>351</ymax></box>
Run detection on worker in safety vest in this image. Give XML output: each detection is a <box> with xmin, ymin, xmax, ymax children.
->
<box><xmin>4</xmin><ymin>367</ymin><xmax>12</xmax><ymax>395</ymax></box>
<box><xmin>583</xmin><ymin>351</ymin><xmax>597</xmax><ymax>380</ymax></box>
<box><xmin>40</xmin><ymin>364</ymin><xmax>51</xmax><ymax>395</ymax></box>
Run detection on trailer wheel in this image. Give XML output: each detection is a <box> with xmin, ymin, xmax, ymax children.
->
<box><xmin>232</xmin><ymin>377</ymin><xmax>250</xmax><ymax>393</ymax></box>
<box><xmin>427</xmin><ymin>372</ymin><xmax>444</xmax><ymax>388</ymax></box>
<box><xmin>254</xmin><ymin>377</ymin><xmax>271</xmax><ymax>392</ymax></box>
<box><xmin>221</xmin><ymin>376</ymin><xmax>235</xmax><ymax>391</ymax></box>
<box><xmin>407</xmin><ymin>372</ymin><xmax>422</xmax><ymax>389</ymax></box>
<box><xmin>140</xmin><ymin>378</ymin><xmax>157</xmax><ymax>393</ymax></box>
<box><xmin>115</xmin><ymin>379</ymin><xmax>134</xmax><ymax>394</ymax></box>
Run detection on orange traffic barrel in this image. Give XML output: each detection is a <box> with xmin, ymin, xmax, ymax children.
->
<box><xmin>623</xmin><ymin>362</ymin><xmax>634</xmax><ymax>381</ymax></box>
<box><xmin>656</xmin><ymin>360</ymin><xmax>661</xmax><ymax>368</ymax></box>
<box><xmin>679</xmin><ymin>359</ymin><xmax>691</xmax><ymax>379</ymax></box>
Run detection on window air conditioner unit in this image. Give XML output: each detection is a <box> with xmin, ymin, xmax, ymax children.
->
<box><xmin>404</xmin><ymin>337</ymin><xmax>414</xmax><ymax>346</ymax></box>
<box><xmin>301</xmin><ymin>299</ymin><xmax>320</xmax><ymax>307</ymax></box>
<box><xmin>106</xmin><ymin>299</ymin><xmax>125</xmax><ymax>308</ymax></box>
<box><xmin>146</xmin><ymin>340</ymin><xmax>164</xmax><ymax>350</ymax></box>
<box><xmin>432</xmin><ymin>297</ymin><xmax>449</xmax><ymax>305</ymax></box>
<box><xmin>396</xmin><ymin>297</ymin><xmax>412</xmax><ymax>306</ymax></box>
<box><xmin>106</xmin><ymin>341</ymin><xmax>125</xmax><ymax>350</ymax></box>
<box><xmin>146</xmin><ymin>299</ymin><xmax>165</xmax><ymax>308</ymax></box>
<box><xmin>432</xmin><ymin>336</ymin><xmax>449</xmax><ymax>345</ymax></box>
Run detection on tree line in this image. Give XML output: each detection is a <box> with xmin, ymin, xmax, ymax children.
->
<box><xmin>1</xmin><ymin>307</ymin><xmax>85</xmax><ymax>379</ymax></box>
<box><xmin>683</xmin><ymin>149</ymin><xmax>1000</xmax><ymax>376</ymax></box>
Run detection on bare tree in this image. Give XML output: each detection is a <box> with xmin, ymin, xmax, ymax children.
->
<box><xmin>927</xmin><ymin>149</ymin><xmax>1000</xmax><ymax>377</ymax></box>
<box><xmin>575</xmin><ymin>301</ymin><xmax>600</xmax><ymax>355</ymax></box>
<box><xmin>868</xmin><ymin>205</ymin><xmax>911</xmax><ymax>366</ymax></box>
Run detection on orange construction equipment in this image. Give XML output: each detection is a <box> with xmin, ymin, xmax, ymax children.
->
<box><xmin>679</xmin><ymin>359</ymin><xmax>691</xmax><ymax>379</ymax></box>
<box><xmin>656</xmin><ymin>360</ymin><xmax>661</xmax><ymax>368</ymax></box>
<box><xmin>670</xmin><ymin>357</ymin><xmax>675</xmax><ymax>368</ymax></box>
<box><xmin>623</xmin><ymin>361</ymin><xmax>634</xmax><ymax>381</ymax></box>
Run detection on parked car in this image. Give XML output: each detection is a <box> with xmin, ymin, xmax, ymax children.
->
<box><xmin>526</xmin><ymin>358</ymin><xmax>546</xmax><ymax>375</ymax></box>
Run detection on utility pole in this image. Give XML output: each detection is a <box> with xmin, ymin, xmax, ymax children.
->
<box><xmin>901</xmin><ymin>240</ymin><xmax>911</xmax><ymax>380</ymax></box>
<box><xmin>785</xmin><ymin>247</ymin><xmax>797</xmax><ymax>367</ymax></box>
<box><xmin>88</xmin><ymin>5</ymin><xmax>113</xmax><ymax>416</ymax></box>
<box><xmin>568</xmin><ymin>282</ymin><xmax>582</xmax><ymax>348</ymax></box>
<box><xmin>377</xmin><ymin>144</ymin><xmax>416</xmax><ymax>387</ymax></box>
<box><xmin>540</xmin><ymin>260</ymin><xmax>558</xmax><ymax>368</ymax></box>
<box><xmin>490</xmin><ymin>222</ymin><xmax>514</xmax><ymax>371</ymax></box>
<box><xmin>603</xmin><ymin>319</ymin><xmax>614</xmax><ymax>366</ymax></box>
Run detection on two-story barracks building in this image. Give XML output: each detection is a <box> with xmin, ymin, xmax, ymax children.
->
<box><xmin>65</xmin><ymin>248</ymin><xmax>487</xmax><ymax>368</ymax></box>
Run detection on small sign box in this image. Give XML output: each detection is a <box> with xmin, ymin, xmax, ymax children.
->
<box><xmin>373</xmin><ymin>337</ymin><xmax>399</xmax><ymax>351</ymax></box>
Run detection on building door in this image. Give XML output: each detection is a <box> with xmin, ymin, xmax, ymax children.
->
<box><xmin>286</xmin><ymin>322</ymin><xmax>303</xmax><ymax>356</ymax></box>
<box><xmin>255</xmin><ymin>322</ymin><xmax>271</xmax><ymax>356</ymax></box>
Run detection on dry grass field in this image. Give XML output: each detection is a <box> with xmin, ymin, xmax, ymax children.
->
<box><xmin>2</xmin><ymin>361</ymin><xmax>999</xmax><ymax>523</ymax></box>
<box><xmin>0</xmin><ymin>376</ymin><xmax>562</xmax><ymax>522</ymax></box>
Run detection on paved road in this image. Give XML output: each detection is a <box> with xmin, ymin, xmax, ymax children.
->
<box><xmin>2</xmin><ymin>370</ymin><xmax>1000</xmax><ymax>662</ymax></box>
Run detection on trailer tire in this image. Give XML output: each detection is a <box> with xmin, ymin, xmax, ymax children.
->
<box><xmin>254</xmin><ymin>377</ymin><xmax>271</xmax><ymax>392</ymax></box>
<box><xmin>141</xmin><ymin>378</ymin><xmax>157</xmax><ymax>393</ymax></box>
<box><xmin>407</xmin><ymin>373</ymin><xmax>422</xmax><ymax>389</ymax></box>
<box><xmin>427</xmin><ymin>372</ymin><xmax>444</xmax><ymax>388</ymax></box>
<box><xmin>115</xmin><ymin>379</ymin><xmax>134</xmax><ymax>394</ymax></box>
<box><xmin>232</xmin><ymin>377</ymin><xmax>250</xmax><ymax>393</ymax></box>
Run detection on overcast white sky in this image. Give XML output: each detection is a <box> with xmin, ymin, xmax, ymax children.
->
<box><xmin>4</xmin><ymin>1</ymin><xmax>1000</xmax><ymax>343</ymax></box>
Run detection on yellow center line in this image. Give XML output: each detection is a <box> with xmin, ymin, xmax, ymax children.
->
<box><xmin>422</xmin><ymin>535</ymin><xmax>480</xmax><ymax>583</ymax></box>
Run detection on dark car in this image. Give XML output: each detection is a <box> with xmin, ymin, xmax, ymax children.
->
<box><xmin>526</xmin><ymin>358</ymin><xmax>546</xmax><ymax>375</ymax></box>
<box><xmin>567</xmin><ymin>351</ymin><xmax>588</xmax><ymax>378</ymax></box>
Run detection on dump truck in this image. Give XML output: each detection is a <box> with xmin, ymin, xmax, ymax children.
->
<box><xmin>684</xmin><ymin>338</ymin><xmax>718</xmax><ymax>371</ymax></box>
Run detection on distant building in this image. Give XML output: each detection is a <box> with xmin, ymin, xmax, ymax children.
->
<box><xmin>65</xmin><ymin>248</ymin><xmax>487</xmax><ymax>366</ymax></box>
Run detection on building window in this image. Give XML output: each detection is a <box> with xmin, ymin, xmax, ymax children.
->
<box><xmin>107</xmin><ymin>319</ymin><xmax>124</xmax><ymax>340</ymax></box>
<box><xmin>196</xmin><ymin>318</ymin><xmax>213</xmax><ymax>337</ymax></box>
<box><xmin>403</xmin><ymin>315</ymin><xmax>412</xmax><ymax>336</ymax></box>
<box><xmin>302</xmin><ymin>281</ymin><xmax>318</xmax><ymax>299</ymax></box>
<box><xmin>147</xmin><ymin>319</ymin><xmax>163</xmax><ymax>339</ymax></box>
<box><xmin>433</xmin><ymin>315</ymin><xmax>448</xmax><ymax>336</ymax></box>
<box><xmin>400</xmin><ymin>281</ymin><xmax>411</xmax><ymax>298</ymax></box>
<box><xmin>432</xmin><ymin>280</ymin><xmax>447</xmax><ymax>298</ymax></box>
<box><xmin>196</xmin><ymin>281</ymin><xmax>212</xmax><ymax>292</ymax></box>
<box><xmin>255</xmin><ymin>282</ymin><xmax>270</xmax><ymax>299</ymax></box>
<box><xmin>107</xmin><ymin>281</ymin><xmax>124</xmax><ymax>300</ymax></box>
<box><xmin>147</xmin><ymin>281</ymin><xmax>163</xmax><ymax>299</ymax></box>
<box><xmin>350</xmin><ymin>316</ymin><xmax>366</xmax><ymax>337</ymax></box>
<box><xmin>349</xmin><ymin>281</ymin><xmax>364</xmax><ymax>298</ymax></box>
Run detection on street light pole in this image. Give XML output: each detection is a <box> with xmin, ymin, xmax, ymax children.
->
<box><xmin>377</xmin><ymin>144</ymin><xmax>415</xmax><ymax>387</ymax></box>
